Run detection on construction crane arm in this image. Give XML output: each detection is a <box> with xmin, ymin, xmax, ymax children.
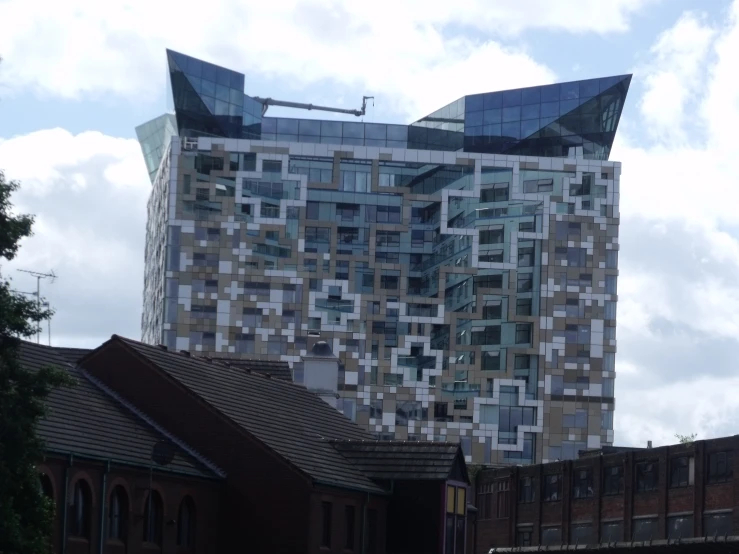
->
<box><xmin>253</xmin><ymin>96</ymin><xmax>374</xmax><ymax>117</ymax></box>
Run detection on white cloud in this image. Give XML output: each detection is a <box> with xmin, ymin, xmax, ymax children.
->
<box><xmin>611</xmin><ymin>1</ymin><xmax>739</xmax><ymax>446</ymax></box>
<box><xmin>0</xmin><ymin>129</ymin><xmax>150</xmax><ymax>347</ymax></box>
<box><xmin>637</xmin><ymin>11</ymin><xmax>715</xmax><ymax>142</ymax></box>
<box><xmin>0</xmin><ymin>0</ymin><xmax>652</xmax><ymax>117</ymax></box>
<box><xmin>616</xmin><ymin>375</ymin><xmax>739</xmax><ymax>447</ymax></box>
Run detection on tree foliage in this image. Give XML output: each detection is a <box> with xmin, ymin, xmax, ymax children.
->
<box><xmin>0</xmin><ymin>170</ymin><xmax>72</xmax><ymax>554</ymax></box>
<box><xmin>676</xmin><ymin>433</ymin><xmax>697</xmax><ymax>444</ymax></box>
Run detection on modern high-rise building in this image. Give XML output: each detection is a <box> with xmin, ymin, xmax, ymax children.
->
<box><xmin>137</xmin><ymin>49</ymin><xmax>629</xmax><ymax>465</ymax></box>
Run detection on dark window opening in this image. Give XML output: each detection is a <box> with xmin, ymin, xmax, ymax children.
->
<box><xmin>573</xmin><ymin>468</ymin><xmax>594</xmax><ymax>498</ymax></box>
<box><xmin>143</xmin><ymin>491</ymin><xmax>164</xmax><ymax>545</ymax></box>
<box><xmin>668</xmin><ymin>515</ymin><xmax>694</xmax><ymax>540</ymax></box>
<box><xmin>108</xmin><ymin>486</ymin><xmax>128</xmax><ymax>542</ymax></box>
<box><xmin>601</xmin><ymin>521</ymin><xmax>623</xmax><ymax>543</ymax></box>
<box><xmin>632</xmin><ymin>518</ymin><xmax>658</xmax><ymax>541</ymax></box>
<box><xmin>541</xmin><ymin>526</ymin><xmax>562</xmax><ymax>546</ymax></box>
<box><xmin>515</xmin><ymin>324</ymin><xmax>532</xmax><ymax>344</ymax></box>
<box><xmin>704</xmin><ymin>512</ymin><xmax>732</xmax><ymax>537</ymax></box>
<box><xmin>571</xmin><ymin>524</ymin><xmax>595</xmax><ymax>546</ymax></box>
<box><xmin>516</xmin><ymin>528</ymin><xmax>533</xmax><ymax>547</ymax></box>
<box><xmin>39</xmin><ymin>473</ymin><xmax>54</xmax><ymax>500</ymax></box>
<box><xmin>321</xmin><ymin>501</ymin><xmax>332</xmax><ymax>548</ymax></box>
<box><xmin>635</xmin><ymin>461</ymin><xmax>658</xmax><ymax>493</ymax></box>
<box><xmin>345</xmin><ymin>505</ymin><xmax>356</xmax><ymax>550</ymax></box>
<box><xmin>516</xmin><ymin>298</ymin><xmax>532</xmax><ymax>316</ymax></box>
<box><xmin>670</xmin><ymin>456</ymin><xmax>692</xmax><ymax>488</ymax></box>
<box><xmin>543</xmin><ymin>474</ymin><xmax>561</xmax><ymax>502</ymax></box>
<box><xmin>603</xmin><ymin>466</ymin><xmax>624</xmax><ymax>496</ymax></box>
<box><xmin>496</xmin><ymin>480</ymin><xmax>510</xmax><ymax>518</ymax></box>
<box><xmin>68</xmin><ymin>480</ymin><xmax>92</xmax><ymax>538</ymax></box>
<box><xmin>708</xmin><ymin>451</ymin><xmax>733</xmax><ymax>484</ymax></box>
<box><xmin>518</xmin><ymin>476</ymin><xmax>534</xmax><ymax>503</ymax></box>
<box><xmin>177</xmin><ymin>496</ymin><xmax>196</xmax><ymax>548</ymax></box>
<box><xmin>367</xmin><ymin>509</ymin><xmax>378</xmax><ymax>553</ymax></box>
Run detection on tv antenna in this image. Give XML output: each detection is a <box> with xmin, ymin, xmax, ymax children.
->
<box><xmin>17</xmin><ymin>269</ymin><xmax>57</xmax><ymax>344</ymax></box>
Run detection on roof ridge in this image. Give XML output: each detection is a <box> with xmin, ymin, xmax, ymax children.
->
<box><xmin>331</xmin><ymin>438</ymin><xmax>457</xmax><ymax>446</ymax></box>
<box><xmin>111</xmin><ymin>336</ymin><xmax>384</xmax><ymax>493</ymax></box>
<box><xmin>113</xmin><ymin>335</ymin><xmax>306</xmax><ymax>390</ymax></box>
<box><xmin>81</xmin><ymin>368</ymin><xmax>227</xmax><ymax>478</ymax></box>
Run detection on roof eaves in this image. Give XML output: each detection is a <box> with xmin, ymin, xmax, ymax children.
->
<box><xmin>313</xmin><ymin>476</ymin><xmax>389</xmax><ymax>496</ymax></box>
<box><xmin>81</xmin><ymin>368</ymin><xmax>226</xmax><ymax>479</ymax></box>
<box><xmin>42</xmin><ymin>448</ymin><xmax>223</xmax><ymax>481</ymax></box>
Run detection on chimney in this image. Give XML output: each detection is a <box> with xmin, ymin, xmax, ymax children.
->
<box><xmin>647</xmin><ymin>441</ymin><xmax>653</xmax><ymax>449</ymax></box>
<box><xmin>301</xmin><ymin>340</ymin><xmax>340</xmax><ymax>409</ymax></box>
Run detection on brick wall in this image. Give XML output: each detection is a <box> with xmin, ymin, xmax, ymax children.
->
<box><xmin>474</xmin><ymin>436</ymin><xmax>739</xmax><ymax>554</ymax></box>
<box><xmin>38</xmin><ymin>456</ymin><xmax>221</xmax><ymax>554</ymax></box>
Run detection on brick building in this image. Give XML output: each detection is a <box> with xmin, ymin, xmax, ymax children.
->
<box><xmin>474</xmin><ymin>438</ymin><xmax>739</xmax><ymax>553</ymax></box>
<box><xmin>25</xmin><ymin>337</ymin><xmax>473</xmax><ymax>554</ymax></box>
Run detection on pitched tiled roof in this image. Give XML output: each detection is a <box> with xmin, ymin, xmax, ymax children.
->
<box><xmin>19</xmin><ymin>342</ymin><xmax>222</xmax><ymax>479</ymax></box>
<box><xmin>113</xmin><ymin>336</ymin><xmax>386</xmax><ymax>494</ymax></box>
<box><xmin>204</xmin><ymin>356</ymin><xmax>292</xmax><ymax>381</ymax></box>
<box><xmin>53</xmin><ymin>347</ymin><xmax>93</xmax><ymax>365</ymax></box>
<box><xmin>330</xmin><ymin>440</ymin><xmax>467</xmax><ymax>481</ymax></box>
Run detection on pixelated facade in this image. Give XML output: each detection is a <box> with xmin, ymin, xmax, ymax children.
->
<box><xmin>138</xmin><ymin>50</ymin><xmax>627</xmax><ymax>465</ymax></box>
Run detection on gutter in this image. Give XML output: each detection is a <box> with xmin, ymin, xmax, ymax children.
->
<box><xmin>44</xmin><ymin>449</ymin><xmax>223</xmax><ymax>481</ymax></box>
<box><xmin>313</xmin><ymin>479</ymin><xmax>389</xmax><ymax>497</ymax></box>
<box><xmin>97</xmin><ymin>461</ymin><xmax>110</xmax><ymax>554</ymax></box>
<box><xmin>361</xmin><ymin>490</ymin><xmax>369</xmax><ymax>554</ymax></box>
<box><xmin>60</xmin><ymin>453</ymin><xmax>73</xmax><ymax>554</ymax></box>
<box><xmin>80</xmin><ymin>369</ymin><xmax>226</xmax><ymax>478</ymax></box>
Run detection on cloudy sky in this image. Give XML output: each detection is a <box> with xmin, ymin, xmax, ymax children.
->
<box><xmin>1</xmin><ymin>0</ymin><xmax>738</xmax><ymax>447</ymax></box>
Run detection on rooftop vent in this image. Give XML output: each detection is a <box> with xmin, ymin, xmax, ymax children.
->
<box><xmin>180</xmin><ymin>350</ymin><xmax>191</xmax><ymax>357</ymax></box>
<box><xmin>311</xmin><ymin>341</ymin><xmax>333</xmax><ymax>357</ymax></box>
<box><xmin>157</xmin><ymin>344</ymin><xmax>168</xmax><ymax>350</ymax></box>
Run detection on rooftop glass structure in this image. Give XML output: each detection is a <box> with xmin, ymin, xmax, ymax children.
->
<box><xmin>137</xmin><ymin>50</ymin><xmax>630</xmax><ymax>182</ymax></box>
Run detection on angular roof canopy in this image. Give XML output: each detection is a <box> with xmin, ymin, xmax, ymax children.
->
<box><xmin>135</xmin><ymin>113</ymin><xmax>177</xmax><ymax>183</ymax></box>
<box><xmin>136</xmin><ymin>50</ymin><xmax>631</xmax><ymax>179</ymax></box>
<box><xmin>415</xmin><ymin>74</ymin><xmax>631</xmax><ymax>160</ymax></box>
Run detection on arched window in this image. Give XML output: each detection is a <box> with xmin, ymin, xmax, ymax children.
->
<box><xmin>108</xmin><ymin>486</ymin><xmax>128</xmax><ymax>541</ymax></box>
<box><xmin>68</xmin><ymin>480</ymin><xmax>92</xmax><ymax>538</ymax></box>
<box><xmin>177</xmin><ymin>496</ymin><xmax>196</xmax><ymax>547</ymax></box>
<box><xmin>38</xmin><ymin>473</ymin><xmax>54</xmax><ymax>500</ymax></box>
<box><xmin>143</xmin><ymin>490</ymin><xmax>163</xmax><ymax>545</ymax></box>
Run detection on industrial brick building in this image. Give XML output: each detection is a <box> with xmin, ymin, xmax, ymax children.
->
<box><xmin>473</xmin><ymin>437</ymin><xmax>739</xmax><ymax>554</ymax></box>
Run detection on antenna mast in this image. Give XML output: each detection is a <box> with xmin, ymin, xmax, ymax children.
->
<box><xmin>17</xmin><ymin>269</ymin><xmax>57</xmax><ymax>344</ymax></box>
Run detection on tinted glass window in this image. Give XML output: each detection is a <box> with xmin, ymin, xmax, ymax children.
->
<box><xmin>667</xmin><ymin>515</ymin><xmax>693</xmax><ymax>540</ymax></box>
<box><xmin>632</xmin><ymin>518</ymin><xmax>658</xmax><ymax>541</ymax></box>
<box><xmin>483</xmin><ymin>93</ymin><xmax>502</xmax><ymax>109</ymax></box>
<box><xmin>601</xmin><ymin>521</ymin><xmax>623</xmax><ymax>543</ymax></box>
<box><xmin>521</xmin><ymin>87</ymin><xmax>541</xmax><ymax>105</ymax></box>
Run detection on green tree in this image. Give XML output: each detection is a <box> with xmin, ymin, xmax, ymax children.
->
<box><xmin>0</xmin><ymin>170</ymin><xmax>72</xmax><ymax>554</ymax></box>
<box><xmin>675</xmin><ymin>433</ymin><xmax>697</xmax><ymax>444</ymax></box>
